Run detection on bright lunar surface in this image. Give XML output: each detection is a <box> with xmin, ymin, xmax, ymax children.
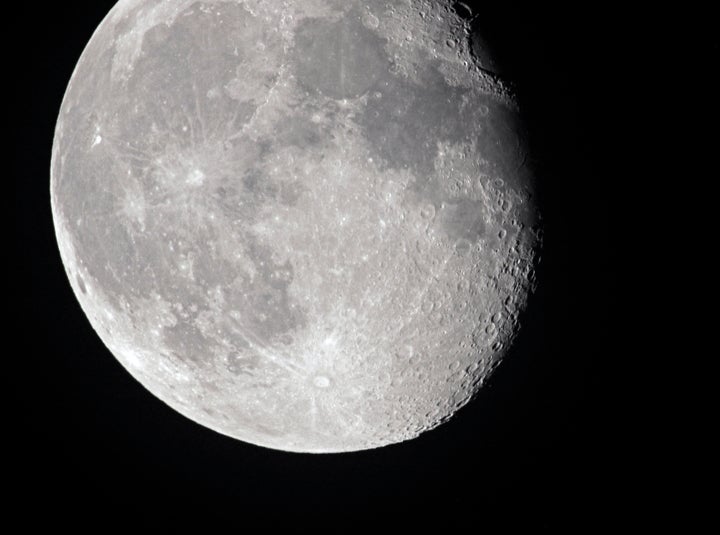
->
<box><xmin>51</xmin><ymin>0</ymin><xmax>542</xmax><ymax>453</ymax></box>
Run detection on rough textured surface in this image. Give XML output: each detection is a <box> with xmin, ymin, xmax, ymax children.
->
<box><xmin>51</xmin><ymin>0</ymin><xmax>542</xmax><ymax>453</ymax></box>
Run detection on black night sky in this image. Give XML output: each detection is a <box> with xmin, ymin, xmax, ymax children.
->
<box><xmin>13</xmin><ymin>0</ymin><xmax>660</xmax><ymax>523</ymax></box>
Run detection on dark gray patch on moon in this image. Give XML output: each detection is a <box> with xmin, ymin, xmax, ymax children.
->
<box><xmin>292</xmin><ymin>9</ymin><xmax>389</xmax><ymax>99</ymax></box>
<box><xmin>356</xmin><ymin>60</ymin><xmax>472</xmax><ymax>182</ymax></box>
<box><xmin>242</xmin><ymin>168</ymin><xmax>280</xmax><ymax>201</ymax></box>
<box><xmin>436</xmin><ymin>199</ymin><xmax>487</xmax><ymax>243</ymax></box>
<box><xmin>76</xmin><ymin>273</ymin><xmax>87</xmax><ymax>294</ymax></box>
<box><xmin>227</xmin><ymin>236</ymin><xmax>307</xmax><ymax>343</ymax></box>
<box><xmin>226</xmin><ymin>349</ymin><xmax>261</xmax><ymax>377</ymax></box>
<box><xmin>163</xmin><ymin>321</ymin><xmax>215</xmax><ymax>365</ymax></box>
<box><xmin>269</xmin><ymin>114</ymin><xmax>324</xmax><ymax>151</ymax></box>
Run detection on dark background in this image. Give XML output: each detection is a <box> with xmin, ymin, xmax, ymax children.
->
<box><xmin>14</xmin><ymin>0</ymin><xmax>641</xmax><ymax>523</ymax></box>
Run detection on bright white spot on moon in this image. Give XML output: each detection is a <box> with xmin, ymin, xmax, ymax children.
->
<box><xmin>313</xmin><ymin>376</ymin><xmax>331</xmax><ymax>388</ymax></box>
<box><xmin>187</xmin><ymin>168</ymin><xmax>205</xmax><ymax>186</ymax></box>
<box><xmin>51</xmin><ymin>0</ymin><xmax>542</xmax><ymax>454</ymax></box>
<box><xmin>124</xmin><ymin>348</ymin><xmax>144</xmax><ymax>369</ymax></box>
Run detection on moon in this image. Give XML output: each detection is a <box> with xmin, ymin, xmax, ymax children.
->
<box><xmin>51</xmin><ymin>0</ymin><xmax>542</xmax><ymax>453</ymax></box>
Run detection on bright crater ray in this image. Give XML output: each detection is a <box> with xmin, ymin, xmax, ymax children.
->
<box><xmin>51</xmin><ymin>0</ymin><xmax>542</xmax><ymax>453</ymax></box>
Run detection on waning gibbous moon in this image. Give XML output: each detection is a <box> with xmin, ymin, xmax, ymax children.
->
<box><xmin>51</xmin><ymin>0</ymin><xmax>543</xmax><ymax>453</ymax></box>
